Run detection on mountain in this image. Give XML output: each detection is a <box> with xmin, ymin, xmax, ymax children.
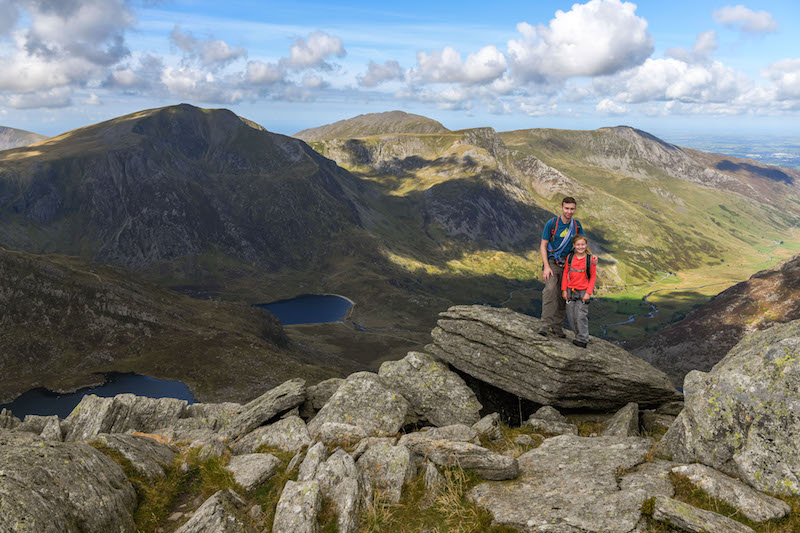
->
<box><xmin>0</xmin><ymin>245</ymin><xmax>347</xmax><ymax>404</ymax></box>
<box><xmin>0</xmin><ymin>126</ymin><xmax>47</xmax><ymax>150</ymax></box>
<box><xmin>294</xmin><ymin>110</ymin><xmax>449</xmax><ymax>141</ymax></box>
<box><xmin>630</xmin><ymin>253</ymin><xmax>800</xmax><ymax>386</ymax></box>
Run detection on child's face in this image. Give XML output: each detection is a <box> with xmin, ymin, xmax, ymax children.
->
<box><xmin>574</xmin><ymin>239</ymin><xmax>587</xmax><ymax>254</ymax></box>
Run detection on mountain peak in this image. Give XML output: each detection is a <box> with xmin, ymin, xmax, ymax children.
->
<box><xmin>0</xmin><ymin>126</ymin><xmax>48</xmax><ymax>151</ymax></box>
<box><xmin>293</xmin><ymin>110</ymin><xmax>449</xmax><ymax>141</ymax></box>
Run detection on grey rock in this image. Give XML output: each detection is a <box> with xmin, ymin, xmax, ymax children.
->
<box><xmin>314</xmin><ymin>421</ymin><xmax>368</xmax><ymax>447</ymax></box>
<box><xmin>225</xmin><ymin>453</ymin><xmax>281</xmax><ymax>492</ymax></box>
<box><xmin>315</xmin><ymin>448</ymin><xmax>361</xmax><ymax>497</ymax></box>
<box><xmin>349</xmin><ymin>437</ymin><xmax>398</xmax><ymax>461</ymax></box>
<box><xmin>316</xmin><ymin>449</ymin><xmax>367</xmax><ymax>533</ymax></box>
<box><xmin>281</xmin><ymin>406</ymin><xmax>301</xmax><ymax>418</ymax></box>
<box><xmin>532</xmin><ymin>405</ymin><xmax>568</xmax><ymax>422</ymax></box>
<box><xmin>288</xmin><ymin>450</ymin><xmax>304</xmax><ymax>473</ymax></box>
<box><xmin>656</xmin><ymin>320</ymin><xmax>800</xmax><ymax>496</ymax></box>
<box><xmin>513</xmin><ymin>434</ymin><xmax>535</xmax><ymax>447</ymax></box>
<box><xmin>469</xmin><ymin>435</ymin><xmax>654</xmax><ymax>532</ymax></box>
<box><xmin>40</xmin><ymin>417</ymin><xmax>64</xmax><ymax>441</ymax></box>
<box><xmin>427</xmin><ymin>305</ymin><xmax>681</xmax><ymax>409</ymax></box>
<box><xmin>398</xmin><ymin>424</ymin><xmax>478</xmax><ymax>447</ymax></box>
<box><xmin>273</xmin><ymin>480</ymin><xmax>321</xmax><ymax>533</ymax></box>
<box><xmin>0</xmin><ymin>408</ymin><xmax>21</xmax><ymax>429</ymax></box>
<box><xmin>655</xmin><ymin>401</ymin><xmax>684</xmax><ymax>416</ymax></box>
<box><xmin>307</xmin><ymin>372</ymin><xmax>410</xmax><ymax>438</ymax></box>
<box><xmin>331</xmin><ymin>477</ymin><xmax>360</xmax><ymax>533</ymax></box>
<box><xmin>619</xmin><ymin>460</ymin><xmax>677</xmax><ymax>498</ymax></box>
<box><xmin>298</xmin><ymin>441</ymin><xmax>328</xmax><ymax>482</ymax></box>
<box><xmin>672</xmin><ymin>464</ymin><xmax>790</xmax><ymax>522</ymax></box>
<box><xmin>64</xmin><ymin>393</ymin><xmax>188</xmax><ymax>441</ymax></box>
<box><xmin>183</xmin><ymin>402</ymin><xmax>242</xmax><ymax>431</ymax></box>
<box><xmin>301</xmin><ymin>378</ymin><xmax>344</xmax><ymax>417</ymax></box>
<box><xmin>232</xmin><ymin>415</ymin><xmax>311</xmax><ymax>454</ymax></box>
<box><xmin>651</xmin><ymin>495</ymin><xmax>755</xmax><ymax>533</ymax></box>
<box><xmin>601</xmin><ymin>402</ymin><xmax>640</xmax><ymax>437</ymax></box>
<box><xmin>0</xmin><ymin>432</ymin><xmax>137</xmax><ymax>533</ymax></box>
<box><xmin>422</xmin><ymin>462</ymin><xmax>446</xmax><ymax>508</ymax></box>
<box><xmin>472</xmin><ymin>413</ymin><xmax>503</xmax><ymax>441</ymax></box>
<box><xmin>357</xmin><ymin>442</ymin><xmax>416</xmax><ymax>504</ymax></box>
<box><xmin>379</xmin><ymin>351</ymin><xmax>482</xmax><ymax>427</ymax></box>
<box><xmin>94</xmin><ymin>433</ymin><xmax>177</xmax><ymax>478</ymax></box>
<box><xmin>523</xmin><ymin>417</ymin><xmax>579</xmax><ymax>436</ymax></box>
<box><xmin>641</xmin><ymin>410</ymin><xmax>675</xmax><ymax>434</ymax></box>
<box><xmin>175</xmin><ymin>489</ymin><xmax>254</xmax><ymax>533</ymax></box>
<box><xmin>224</xmin><ymin>378</ymin><xmax>306</xmax><ymax>440</ymax></box>
<box><xmin>404</xmin><ymin>438</ymin><xmax>519</xmax><ymax>480</ymax></box>
<box><xmin>17</xmin><ymin>414</ymin><xmax>59</xmax><ymax>435</ymax></box>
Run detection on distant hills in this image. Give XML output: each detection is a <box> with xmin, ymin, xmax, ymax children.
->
<box><xmin>294</xmin><ymin>110</ymin><xmax>449</xmax><ymax>141</ymax></box>
<box><xmin>0</xmin><ymin>126</ymin><xmax>47</xmax><ymax>150</ymax></box>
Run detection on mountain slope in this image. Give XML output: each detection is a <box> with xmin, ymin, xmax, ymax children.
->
<box><xmin>294</xmin><ymin>110</ymin><xmax>449</xmax><ymax>141</ymax></box>
<box><xmin>0</xmin><ymin>246</ymin><xmax>346</xmax><ymax>404</ymax></box>
<box><xmin>0</xmin><ymin>126</ymin><xmax>47</xmax><ymax>150</ymax></box>
<box><xmin>630</xmin><ymin>253</ymin><xmax>800</xmax><ymax>386</ymax></box>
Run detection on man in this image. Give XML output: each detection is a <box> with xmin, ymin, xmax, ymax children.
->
<box><xmin>539</xmin><ymin>196</ymin><xmax>584</xmax><ymax>337</ymax></box>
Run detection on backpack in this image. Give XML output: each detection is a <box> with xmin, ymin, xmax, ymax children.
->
<box><xmin>566</xmin><ymin>252</ymin><xmax>593</xmax><ymax>282</ymax></box>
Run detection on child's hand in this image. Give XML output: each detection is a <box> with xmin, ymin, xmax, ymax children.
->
<box><xmin>562</xmin><ymin>290</ymin><xmax>568</xmax><ymax>300</ymax></box>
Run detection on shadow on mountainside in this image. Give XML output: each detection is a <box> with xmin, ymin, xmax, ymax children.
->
<box><xmin>715</xmin><ymin>159</ymin><xmax>794</xmax><ymax>184</ymax></box>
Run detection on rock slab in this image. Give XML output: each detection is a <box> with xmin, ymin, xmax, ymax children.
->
<box><xmin>273</xmin><ymin>480</ymin><xmax>321</xmax><ymax>533</ymax></box>
<box><xmin>225</xmin><ymin>453</ymin><xmax>281</xmax><ymax>492</ymax></box>
<box><xmin>224</xmin><ymin>378</ymin><xmax>306</xmax><ymax>440</ymax></box>
<box><xmin>651</xmin><ymin>495</ymin><xmax>755</xmax><ymax>533</ymax></box>
<box><xmin>175</xmin><ymin>489</ymin><xmax>254</xmax><ymax>533</ymax></box>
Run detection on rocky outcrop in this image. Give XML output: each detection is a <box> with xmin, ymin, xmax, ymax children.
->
<box><xmin>231</xmin><ymin>415</ymin><xmax>311</xmax><ymax>454</ymax></box>
<box><xmin>224</xmin><ymin>378</ymin><xmax>306</xmax><ymax>440</ymax></box>
<box><xmin>93</xmin><ymin>433</ymin><xmax>177</xmax><ymax>478</ymax></box>
<box><xmin>378</xmin><ymin>351</ymin><xmax>481</xmax><ymax>427</ymax></box>
<box><xmin>65</xmin><ymin>394</ymin><xmax>188</xmax><ymax>441</ymax></box>
<box><xmin>402</xmin><ymin>438</ymin><xmax>519</xmax><ymax>481</ymax></box>
<box><xmin>356</xmin><ymin>442</ymin><xmax>416</xmax><ymax>504</ymax></box>
<box><xmin>428</xmin><ymin>305</ymin><xmax>681</xmax><ymax>409</ymax></box>
<box><xmin>600</xmin><ymin>402</ymin><xmax>640</xmax><ymax>437</ymax></box>
<box><xmin>657</xmin><ymin>320</ymin><xmax>800</xmax><ymax>496</ymax></box>
<box><xmin>225</xmin><ymin>453</ymin><xmax>281</xmax><ymax>492</ymax></box>
<box><xmin>650</xmin><ymin>495</ymin><xmax>756</xmax><ymax>533</ymax></box>
<box><xmin>307</xmin><ymin>372</ymin><xmax>410</xmax><ymax>438</ymax></box>
<box><xmin>272</xmin><ymin>480</ymin><xmax>321</xmax><ymax>533</ymax></box>
<box><xmin>175</xmin><ymin>489</ymin><xmax>255</xmax><ymax>533</ymax></box>
<box><xmin>0</xmin><ymin>430</ymin><xmax>137</xmax><ymax>532</ymax></box>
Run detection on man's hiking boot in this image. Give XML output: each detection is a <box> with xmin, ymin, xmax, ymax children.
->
<box><xmin>553</xmin><ymin>329</ymin><xmax>567</xmax><ymax>338</ymax></box>
<box><xmin>538</xmin><ymin>327</ymin><xmax>549</xmax><ymax>337</ymax></box>
<box><xmin>572</xmin><ymin>339</ymin><xmax>587</xmax><ymax>348</ymax></box>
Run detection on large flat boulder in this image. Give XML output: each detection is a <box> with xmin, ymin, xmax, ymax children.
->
<box><xmin>0</xmin><ymin>430</ymin><xmax>137</xmax><ymax>533</ymax></box>
<box><xmin>469</xmin><ymin>435</ymin><xmax>659</xmax><ymax>532</ymax></box>
<box><xmin>307</xmin><ymin>372</ymin><xmax>410</xmax><ymax>438</ymax></box>
<box><xmin>93</xmin><ymin>433</ymin><xmax>177</xmax><ymax>478</ymax></box>
<box><xmin>403</xmin><ymin>438</ymin><xmax>519</xmax><ymax>480</ymax></box>
<box><xmin>379</xmin><ymin>351</ymin><xmax>482</xmax><ymax>427</ymax></box>
<box><xmin>426</xmin><ymin>306</ymin><xmax>681</xmax><ymax>409</ymax></box>
<box><xmin>224</xmin><ymin>378</ymin><xmax>306</xmax><ymax>440</ymax></box>
<box><xmin>231</xmin><ymin>415</ymin><xmax>311</xmax><ymax>454</ymax></box>
<box><xmin>657</xmin><ymin>320</ymin><xmax>800</xmax><ymax>496</ymax></box>
<box><xmin>175</xmin><ymin>489</ymin><xmax>254</xmax><ymax>533</ymax></box>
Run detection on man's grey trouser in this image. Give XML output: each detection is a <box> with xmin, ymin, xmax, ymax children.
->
<box><xmin>566</xmin><ymin>288</ymin><xmax>590</xmax><ymax>343</ymax></box>
<box><xmin>541</xmin><ymin>259</ymin><xmax>565</xmax><ymax>332</ymax></box>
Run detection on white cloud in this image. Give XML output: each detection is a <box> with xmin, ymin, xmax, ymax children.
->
<box><xmin>83</xmin><ymin>92</ymin><xmax>101</xmax><ymax>105</ymax></box>
<box><xmin>160</xmin><ymin>66</ymin><xmax>247</xmax><ymax>104</ymax></box>
<box><xmin>5</xmin><ymin>87</ymin><xmax>72</xmax><ymax>109</ymax></box>
<box><xmin>245</xmin><ymin>60</ymin><xmax>284</xmax><ymax>85</ymax></box>
<box><xmin>358</xmin><ymin>60</ymin><xmax>403</xmax><ymax>87</ymax></box>
<box><xmin>107</xmin><ymin>54</ymin><xmax>164</xmax><ymax>89</ymax></box>
<box><xmin>283</xmin><ymin>31</ymin><xmax>345</xmax><ymax>70</ymax></box>
<box><xmin>713</xmin><ymin>5</ymin><xmax>778</xmax><ymax>33</ymax></box>
<box><xmin>763</xmin><ymin>59</ymin><xmax>800</xmax><ymax>100</ymax></box>
<box><xmin>666</xmin><ymin>31</ymin><xmax>718</xmax><ymax>63</ymax></box>
<box><xmin>595</xmin><ymin>98</ymin><xmax>626</xmax><ymax>114</ymax></box>
<box><xmin>0</xmin><ymin>0</ymin><xmax>19</xmax><ymax>36</ymax></box>
<box><xmin>169</xmin><ymin>26</ymin><xmax>246</xmax><ymax>70</ymax></box>
<box><xmin>302</xmin><ymin>74</ymin><xmax>327</xmax><ymax>89</ymax></box>
<box><xmin>410</xmin><ymin>45</ymin><xmax>507</xmax><ymax>85</ymax></box>
<box><xmin>507</xmin><ymin>0</ymin><xmax>653</xmax><ymax>82</ymax></box>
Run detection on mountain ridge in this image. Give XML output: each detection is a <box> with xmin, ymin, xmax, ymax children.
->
<box><xmin>0</xmin><ymin>126</ymin><xmax>48</xmax><ymax>151</ymax></box>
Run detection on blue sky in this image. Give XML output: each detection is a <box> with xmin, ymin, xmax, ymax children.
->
<box><xmin>1</xmin><ymin>0</ymin><xmax>799</xmax><ymax>141</ymax></box>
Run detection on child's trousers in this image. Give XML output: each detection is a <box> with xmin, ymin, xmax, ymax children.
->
<box><xmin>566</xmin><ymin>289</ymin><xmax>590</xmax><ymax>343</ymax></box>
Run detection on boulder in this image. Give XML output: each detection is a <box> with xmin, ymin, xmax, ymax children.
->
<box><xmin>641</xmin><ymin>410</ymin><xmax>675</xmax><ymax>435</ymax></box>
<box><xmin>651</xmin><ymin>495</ymin><xmax>755</xmax><ymax>533</ymax></box>
<box><xmin>64</xmin><ymin>394</ymin><xmax>188</xmax><ymax>441</ymax></box>
<box><xmin>469</xmin><ymin>435</ymin><xmax>656</xmax><ymax>532</ymax></box>
<box><xmin>0</xmin><ymin>408</ymin><xmax>20</xmax><ymax>429</ymax></box>
<box><xmin>426</xmin><ymin>305</ymin><xmax>681</xmax><ymax>409</ymax></box>
<box><xmin>356</xmin><ymin>442</ymin><xmax>416</xmax><ymax>504</ymax></box>
<box><xmin>93</xmin><ymin>433</ymin><xmax>177</xmax><ymax>478</ymax></box>
<box><xmin>378</xmin><ymin>351</ymin><xmax>482</xmax><ymax>426</ymax></box>
<box><xmin>398</xmin><ymin>424</ymin><xmax>478</xmax><ymax>447</ymax></box>
<box><xmin>600</xmin><ymin>402</ymin><xmax>640</xmax><ymax>437</ymax></box>
<box><xmin>0</xmin><ymin>431</ymin><xmax>137</xmax><ymax>533</ymax></box>
<box><xmin>224</xmin><ymin>378</ymin><xmax>306</xmax><ymax>440</ymax></box>
<box><xmin>298</xmin><ymin>441</ymin><xmax>328</xmax><ymax>482</ymax></box>
<box><xmin>531</xmin><ymin>405</ymin><xmax>568</xmax><ymax>422</ymax></box>
<box><xmin>231</xmin><ymin>415</ymin><xmax>311</xmax><ymax>454</ymax></box>
<box><xmin>655</xmin><ymin>401</ymin><xmax>684</xmax><ymax>416</ymax></box>
<box><xmin>672</xmin><ymin>464</ymin><xmax>790</xmax><ymax>522</ymax></box>
<box><xmin>307</xmin><ymin>372</ymin><xmax>410</xmax><ymax>438</ymax></box>
<box><xmin>403</xmin><ymin>439</ymin><xmax>519</xmax><ymax>480</ymax></box>
<box><xmin>619</xmin><ymin>460</ymin><xmax>677</xmax><ymax>498</ymax></box>
<box><xmin>314</xmin><ymin>422</ymin><xmax>367</xmax><ymax>447</ymax></box>
<box><xmin>422</xmin><ymin>462</ymin><xmax>446</xmax><ymax>508</ymax></box>
<box><xmin>300</xmin><ymin>378</ymin><xmax>344</xmax><ymax>417</ymax></box>
<box><xmin>472</xmin><ymin>413</ymin><xmax>503</xmax><ymax>442</ymax></box>
<box><xmin>273</xmin><ymin>480</ymin><xmax>321</xmax><ymax>533</ymax></box>
<box><xmin>315</xmin><ymin>449</ymin><xmax>367</xmax><ymax>533</ymax></box>
<box><xmin>523</xmin><ymin>417</ymin><xmax>578</xmax><ymax>436</ymax></box>
<box><xmin>183</xmin><ymin>402</ymin><xmax>241</xmax><ymax>431</ymax></box>
<box><xmin>657</xmin><ymin>320</ymin><xmax>800</xmax><ymax>496</ymax></box>
<box><xmin>225</xmin><ymin>453</ymin><xmax>281</xmax><ymax>492</ymax></box>
<box><xmin>175</xmin><ymin>489</ymin><xmax>254</xmax><ymax>533</ymax></box>
<box><xmin>17</xmin><ymin>414</ymin><xmax>59</xmax><ymax>435</ymax></box>
<box><xmin>41</xmin><ymin>417</ymin><xmax>64</xmax><ymax>441</ymax></box>
<box><xmin>350</xmin><ymin>437</ymin><xmax>397</xmax><ymax>461</ymax></box>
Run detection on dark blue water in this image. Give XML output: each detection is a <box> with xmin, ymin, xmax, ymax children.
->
<box><xmin>255</xmin><ymin>294</ymin><xmax>353</xmax><ymax>325</ymax></box>
<box><xmin>0</xmin><ymin>373</ymin><xmax>195</xmax><ymax>420</ymax></box>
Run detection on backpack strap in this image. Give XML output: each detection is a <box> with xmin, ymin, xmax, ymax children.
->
<box><xmin>548</xmin><ymin>216</ymin><xmax>558</xmax><ymax>241</ymax></box>
<box><xmin>585</xmin><ymin>253</ymin><xmax>592</xmax><ymax>281</ymax></box>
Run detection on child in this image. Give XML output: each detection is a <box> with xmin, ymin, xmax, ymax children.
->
<box><xmin>561</xmin><ymin>235</ymin><xmax>597</xmax><ymax>348</ymax></box>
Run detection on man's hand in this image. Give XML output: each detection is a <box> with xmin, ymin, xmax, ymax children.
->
<box><xmin>562</xmin><ymin>290</ymin><xmax>568</xmax><ymax>300</ymax></box>
<box><xmin>582</xmin><ymin>293</ymin><xmax>591</xmax><ymax>302</ymax></box>
<box><xmin>543</xmin><ymin>266</ymin><xmax>553</xmax><ymax>280</ymax></box>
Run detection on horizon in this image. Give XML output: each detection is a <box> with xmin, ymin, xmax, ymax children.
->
<box><xmin>1</xmin><ymin>0</ymin><xmax>799</xmax><ymax>142</ymax></box>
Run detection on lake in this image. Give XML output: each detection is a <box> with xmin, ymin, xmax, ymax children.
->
<box><xmin>255</xmin><ymin>293</ymin><xmax>353</xmax><ymax>325</ymax></box>
<box><xmin>0</xmin><ymin>372</ymin><xmax>196</xmax><ymax>420</ymax></box>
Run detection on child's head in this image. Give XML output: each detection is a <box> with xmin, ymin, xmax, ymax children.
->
<box><xmin>573</xmin><ymin>235</ymin><xmax>591</xmax><ymax>255</ymax></box>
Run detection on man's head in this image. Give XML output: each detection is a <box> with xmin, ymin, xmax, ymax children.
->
<box><xmin>561</xmin><ymin>196</ymin><xmax>577</xmax><ymax>220</ymax></box>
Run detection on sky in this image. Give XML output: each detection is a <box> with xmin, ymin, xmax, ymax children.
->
<box><xmin>1</xmin><ymin>0</ymin><xmax>799</xmax><ymax>142</ymax></box>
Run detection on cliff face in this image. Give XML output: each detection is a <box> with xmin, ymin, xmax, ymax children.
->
<box><xmin>0</xmin><ymin>247</ymin><xmax>344</xmax><ymax>404</ymax></box>
<box><xmin>631</xmin><ymin>253</ymin><xmax>800</xmax><ymax>386</ymax></box>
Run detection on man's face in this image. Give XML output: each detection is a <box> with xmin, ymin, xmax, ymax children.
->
<box><xmin>561</xmin><ymin>202</ymin><xmax>576</xmax><ymax>220</ymax></box>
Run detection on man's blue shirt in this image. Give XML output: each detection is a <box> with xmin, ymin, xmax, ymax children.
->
<box><xmin>542</xmin><ymin>216</ymin><xmax>584</xmax><ymax>261</ymax></box>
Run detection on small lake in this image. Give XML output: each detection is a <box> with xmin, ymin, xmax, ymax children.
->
<box><xmin>255</xmin><ymin>293</ymin><xmax>353</xmax><ymax>325</ymax></box>
<box><xmin>0</xmin><ymin>373</ymin><xmax>196</xmax><ymax>420</ymax></box>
